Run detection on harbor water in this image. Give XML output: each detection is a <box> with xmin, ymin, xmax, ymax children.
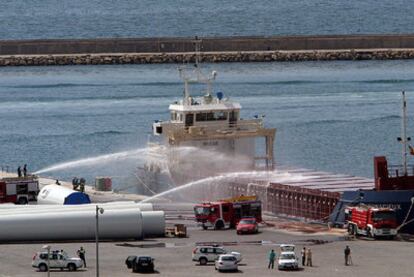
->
<box><xmin>1</xmin><ymin>60</ymin><xmax>414</xmax><ymax>188</ymax></box>
<box><xmin>0</xmin><ymin>1</ymin><xmax>413</xmax><ymax>40</ymax></box>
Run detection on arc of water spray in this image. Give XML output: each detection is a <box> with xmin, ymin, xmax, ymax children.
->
<box><xmin>139</xmin><ymin>170</ymin><xmax>310</xmax><ymax>203</ymax></box>
<box><xmin>34</xmin><ymin>148</ymin><xmax>148</xmax><ymax>174</ymax></box>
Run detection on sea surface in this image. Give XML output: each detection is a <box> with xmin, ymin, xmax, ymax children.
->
<box><xmin>0</xmin><ymin>0</ymin><xmax>412</xmax><ymax>39</ymax></box>
<box><xmin>1</xmin><ymin>60</ymin><xmax>414</xmax><ymax>187</ymax></box>
<box><xmin>1</xmin><ymin>1</ymin><xmax>414</xmax><ymax>188</ymax></box>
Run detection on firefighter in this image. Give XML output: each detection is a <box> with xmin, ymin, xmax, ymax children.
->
<box><xmin>306</xmin><ymin>248</ymin><xmax>312</xmax><ymax>267</ymax></box>
<box><xmin>23</xmin><ymin>164</ymin><xmax>27</xmax><ymax>177</ymax></box>
<box><xmin>79</xmin><ymin>178</ymin><xmax>85</xmax><ymax>193</ymax></box>
<box><xmin>268</xmin><ymin>249</ymin><xmax>276</xmax><ymax>269</ymax></box>
<box><xmin>77</xmin><ymin>247</ymin><xmax>86</xmax><ymax>268</ymax></box>
<box><xmin>301</xmin><ymin>247</ymin><xmax>306</xmax><ymax>266</ymax></box>
<box><xmin>72</xmin><ymin>177</ymin><xmax>79</xmax><ymax>191</ymax></box>
<box><xmin>17</xmin><ymin>166</ymin><xmax>22</xmax><ymax>178</ymax></box>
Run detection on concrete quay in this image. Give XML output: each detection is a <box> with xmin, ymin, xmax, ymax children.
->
<box><xmin>1</xmin><ymin>220</ymin><xmax>413</xmax><ymax>276</ymax></box>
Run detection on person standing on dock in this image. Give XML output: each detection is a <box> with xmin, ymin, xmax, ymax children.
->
<box><xmin>23</xmin><ymin>164</ymin><xmax>27</xmax><ymax>177</ymax></box>
<box><xmin>344</xmin><ymin>245</ymin><xmax>352</xmax><ymax>266</ymax></box>
<box><xmin>301</xmin><ymin>247</ymin><xmax>306</xmax><ymax>266</ymax></box>
<box><xmin>77</xmin><ymin>247</ymin><xmax>86</xmax><ymax>268</ymax></box>
<box><xmin>268</xmin><ymin>249</ymin><xmax>276</xmax><ymax>269</ymax></box>
<box><xmin>55</xmin><ymin>179</ymin><xmax>61</xmax><ymax>186</ymax></box>
<box><xmin>17</xmin><ymin>166</ymin><xmax>22</xmax><ymax>178</ymax></box>
<box><xmin>306</xmin><ymin>248</ymin><xmax>312</xmax><ymax>267</ymax></box>
<box><xmin>72</xmin><ymin>177</ymin><xmax>79</xmax><ymax>190</ymax></box>
<box><xmin>79</xmin><ymin>178</ymin><xmax>85</xmax><ymax>192</ymax></box>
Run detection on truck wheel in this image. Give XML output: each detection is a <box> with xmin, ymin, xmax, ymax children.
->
<box><xmin>215</xmin><ymin>220</ymin><xmax>224</xmax><ymax>230</ymax></box>
<box><xmin>199</xmin><ymin>257</ymin><xmax>208</xmax><ymax>265</ymax></box>
<box><xmin>17</xmin><ymin>197</ymin><xmax>28</xmax><ymax>205</ymax></box>
<box><xmin>202</xmin><ymin>225</ymin><xmax>208</xmax><ymax>230</ymax></box>
<box><xmin>68</xmin><ymin>263</ymin><xmax>77</xmax><ymax>271</ymax></box>
<box><xmin>39</xmin><ymin>264</ymin><xmax>48</xmax><ymax>272</ymax></box>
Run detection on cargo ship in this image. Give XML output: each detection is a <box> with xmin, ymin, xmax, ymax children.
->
<box><xmin>138</xmin><ymin>40</ymin><xmax>276</xmax><ymax>194</ymax></box>
<box><xmin>226</xmin><ymin>91</ymin><xmax>414</xmax><ymax>234</ymax></box>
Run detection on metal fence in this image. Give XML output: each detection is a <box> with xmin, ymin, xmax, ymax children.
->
<box><xmin>227</xmin><ymin>181</ymin><xmax>340</xmax><ymax>221</ymax></box>
<box><xmin>387</xmin><ymin>164</ymin><xmax>414</xmax><ymax>177</ymax></box>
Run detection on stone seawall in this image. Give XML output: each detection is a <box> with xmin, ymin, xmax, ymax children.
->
<box><xmin>1</xmin><ymin>49</ymin><xmax>414</xmax><ymax>66</ymax></box>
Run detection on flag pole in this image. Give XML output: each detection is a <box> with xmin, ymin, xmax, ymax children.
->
<box><xmin>402</xmin><ymin>91</ymin><xmax>408</xmax><ymax>176</ymax></box>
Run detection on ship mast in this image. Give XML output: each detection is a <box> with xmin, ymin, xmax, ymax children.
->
<box><xmin>399</xmin><ymin>91</ymin><xmax>410</xmax><ymax>176</ymax></box>
<box><xmin>178</xmin><ymin>36</ymin><xmax>216</xmax><ymax>106</ymax></box>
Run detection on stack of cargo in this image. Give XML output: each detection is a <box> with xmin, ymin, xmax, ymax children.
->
<box><xmin>95</xmin><ymin>177</ymin><xmax>112</xmax><ymax>191</ymax></box>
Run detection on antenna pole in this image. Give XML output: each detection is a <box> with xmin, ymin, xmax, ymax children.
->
<box><xmin>402</xmin><ymin>91</ymin><xmax>408</xmax><ymax>176</ymax></box>
<box><xmin>194</xmin><ymin>36</ymin><xmax>201</xmax><ymax>68</ymax></box>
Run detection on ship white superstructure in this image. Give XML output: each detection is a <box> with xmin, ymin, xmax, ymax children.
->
<box><xmin>141</xmin><ymin>41</ymin><xmax>275</xmax><ymax>193</ymax></box>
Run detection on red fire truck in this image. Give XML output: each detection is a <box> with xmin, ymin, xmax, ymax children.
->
<box><xmin>0</xmin><ymin>176</ymin><xmax>39</xmax><ymax>204</ymax></box>
<box><xmin>194</xmin><ymin>196</ymin><xmax>262</xmax><ymax>230</ymax></box>
<box><xmin>346</xmin><ymin>205</ymin><xmax>398</xmax><ymax>239</ymax></box>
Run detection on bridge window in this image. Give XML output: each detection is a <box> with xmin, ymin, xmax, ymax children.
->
<box><xmin>176</xmin><ymin>113</ymin><xmax>183</xmax><ymax>122</ymax></box>
<box><xmin>196</xmin><ymin>113</ymin><xmax>206</xmax><ymax>121</ymax></box>
<box><xmin>196</xmin><ymin>111</ymin><xmax>228</xmax><ymax>122</ymax></box>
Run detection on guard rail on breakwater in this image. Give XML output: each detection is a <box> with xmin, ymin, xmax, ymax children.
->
<box><xmin>2</xmin><ymin>34</ymin><xmax>414</xmax><ymax>66</ymax></box>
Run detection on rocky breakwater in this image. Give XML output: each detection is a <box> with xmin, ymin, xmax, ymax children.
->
<box><xmin>1</xmin><ymin>49</ymin><xmax>414</xmax><ymax>66</ymax></box>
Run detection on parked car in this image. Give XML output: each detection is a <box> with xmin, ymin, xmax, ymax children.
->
<box><xmin>278</xmin><ymin>244</ymin><xmax>299</xmax><ymax>270</ymax></box>
<box><xmin>32</xmin><ymin>250</ymin><xmax>83</xmax><ymax>272</ymax></box>
<box><xmin>125</xmin><ymin>256</ymin><xmax>155</xmax><ymax>273</ymax></box>
<box><xmin>236</xmin><ymin>217</ymin><xmax>259</xmax><ymax>234</ymax></box>
<box><xmin>215</xmin><ymin>254</ymin><xmax>238</xmax><ymax>272</ymax></box>
<box><xmin>192</xmin><ymin>246</ymin><xmax>242</xmax><ymax>265</ymax></box>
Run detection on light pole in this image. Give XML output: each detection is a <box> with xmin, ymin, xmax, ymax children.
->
<box><xmin>95</xmin><ymin>205</ymin><xmax>104</xmax><ymax>277</ymax></box>
<box><xmin>42</xmin><ymin>245</ymin><xmax>51</xmax><ymax>277</ymax></box>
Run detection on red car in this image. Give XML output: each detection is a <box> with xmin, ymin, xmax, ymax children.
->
<box><xmin>236</xmin><ymin>218</ymin><xmax>258</xmax><ymax>235</ymax></box>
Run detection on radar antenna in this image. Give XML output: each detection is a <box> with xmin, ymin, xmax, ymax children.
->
<box><xmin>178</xmin><ymin>36</ymin><xmax>217</xmax><ymax>105</ymax></box>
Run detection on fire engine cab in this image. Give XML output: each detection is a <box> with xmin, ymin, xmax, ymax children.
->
<box><xmin>346</xmin><ymin>205</ymin><xmax>398</xmax><ymax>239</ymax></box>
<box><xmin>0</xmin><ymin>176</ymin><xmax>39</xmax><ymax>204</ymax></box>
<box><xmin>194</xmin><ymin>195</ymin><xmax>262</xmax><ymax>230</ymax></box>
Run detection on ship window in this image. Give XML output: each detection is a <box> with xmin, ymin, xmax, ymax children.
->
<box><xmin>171</xmin><ymin>112</ymin><xmax>177</xmax><ymax>121</ymax></box>
<box><xmin>196</xmin><ymin>112</ymin><xmax>228</xmax><ymax>121</ymax></box>
<box><xmin>206</xmin><ymin>112</ymin><xmax>215</xmax><ymax>121</ymax></box>
<box><xmin>196</xmin><ymin>113</ymin><xmax>207</xmax><ymax>122</ymax></box>
<box><xmin>185</xmin><ymin>113</ymin><xmax>194</xmax><ymax>126</ymax></box>
<box><xmin>229</xmin><ymin>111</ymin><xmax>238</xmax><ymax>123</ymax></box>
<box><xmin>176</xmin><ymin>113</ymin><xmax>182</xmax><ymax>122</ymax></box>
<box><xmin>214</xmin><ymin>111</ymin><xmax>227</xmax><ymax>120</ymax></box>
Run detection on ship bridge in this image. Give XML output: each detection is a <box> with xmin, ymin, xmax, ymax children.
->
<box><xmin>153</xmin><ymin>93</ymin><xmax>275</xmax><ymax>170</ymax></box>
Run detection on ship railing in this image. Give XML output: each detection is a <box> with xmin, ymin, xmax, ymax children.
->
<box><xmin>169</xmin><ymin>120</ymin><xmax>264</xmax><ymax>133</ymax></box>
<box><xmin>387</xmin><ymin>164</ymin><xmax>414</xmax><ymax>177</ymax></box>
<box><xmin>164</xmin><ymin>118</ymin><xmax>263</xmax><ymax>129</ymax></box>
<box><xmin>202</xmin><ymin>120</ymin><xmax>263</xmax><ymax>133</ymax></box>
